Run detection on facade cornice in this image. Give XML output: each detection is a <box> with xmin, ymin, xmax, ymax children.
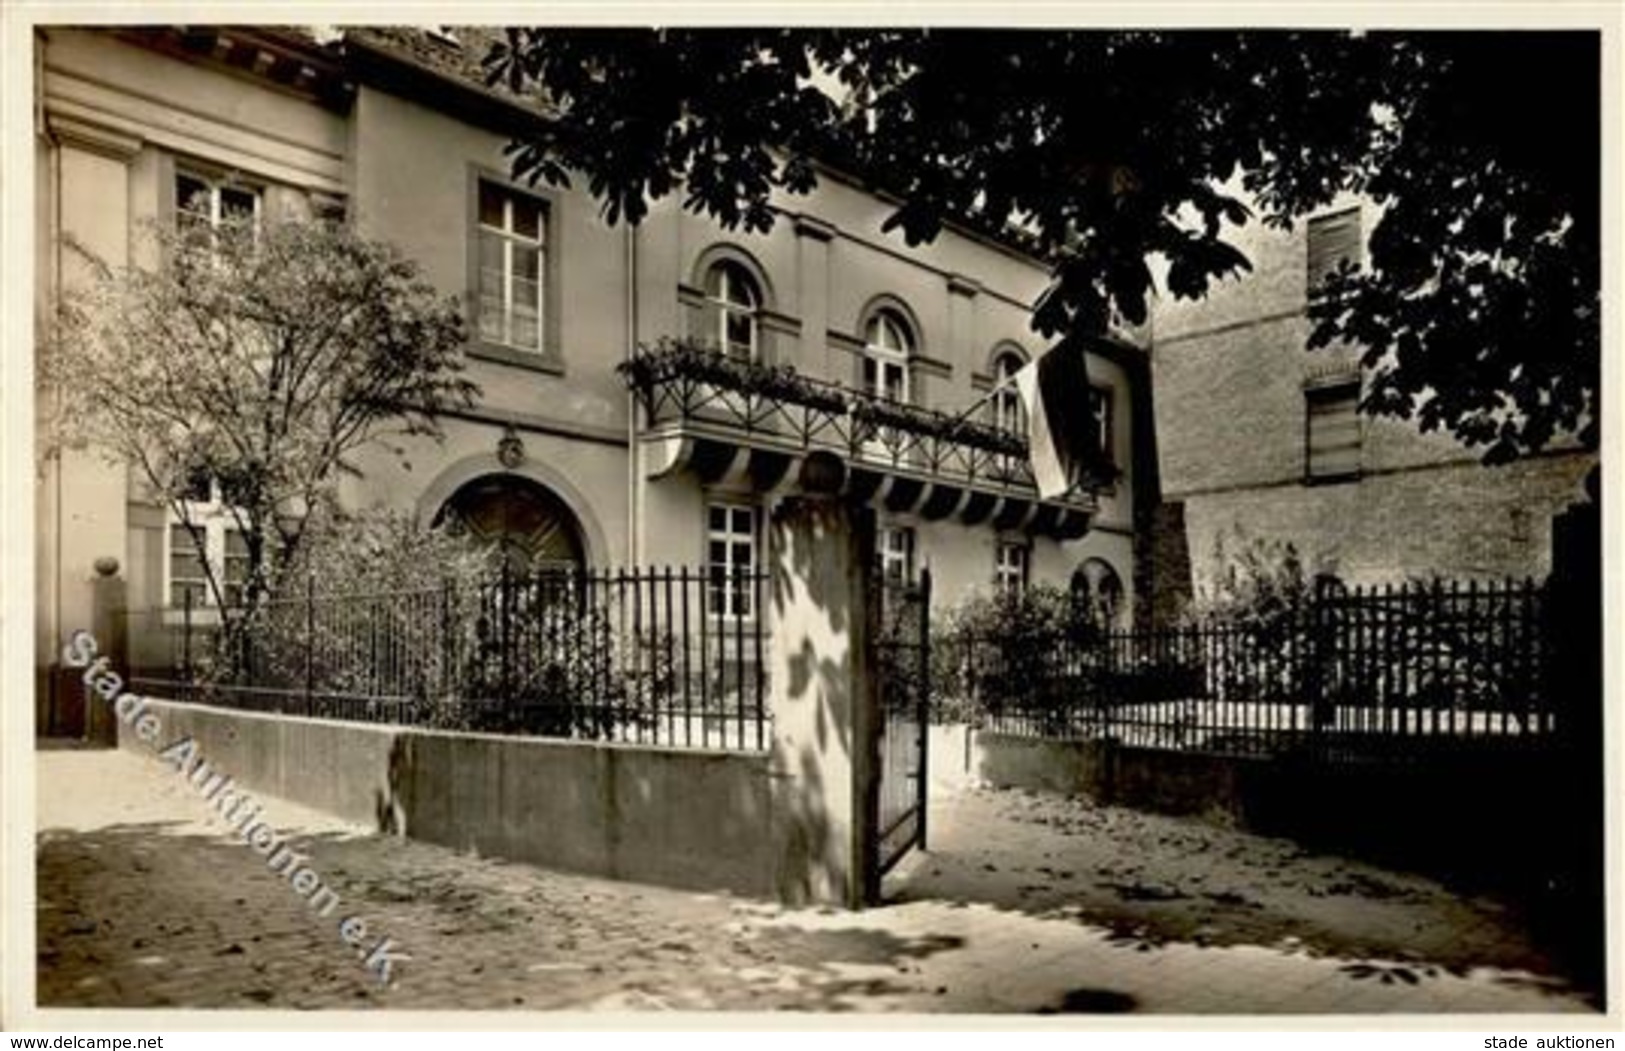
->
<box><xmin>44</xmin><ymin>112</ymin><xmax>142</xmax><ymax>161</ymax></box>
<box><xmin>111</xmin><ymin>27</ymin><xmax>352</xmax><ymax>111</ymax></box>
<box><xmin>342</xmin><ymin>32</ymin><xmax>549</xmax><ymax>138</ymax></box>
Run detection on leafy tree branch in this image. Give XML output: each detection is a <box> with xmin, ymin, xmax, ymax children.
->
<box><xmin>485</xmin><ymin>28</ymin><xmax>1597</xmax><ymax>462</ymax></box>
<box><xmin>42</xmin><ymin>217</ymin><xmax>480</xmax><ymax>638</ymax></box>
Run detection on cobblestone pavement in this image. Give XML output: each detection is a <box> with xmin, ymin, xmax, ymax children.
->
<box><xmin>35</xmin><ymin>747</ymin><xmax>1598</xmax><ymax>1015</ymax></box>
<box><xmin>893</xmin><ymin>786</ymin><xmax>1572</xmax><ymax>978</ymax></box>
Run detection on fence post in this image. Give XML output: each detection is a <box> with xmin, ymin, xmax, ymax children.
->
<box><xmin>1309</xmin><ymin>575</ymin><xmax>1339</xmax><ymax>741</ymax></box>
<box><xmin>765</xmin><ymin>452</ymin><xmax>878</xmax><ymax>908</ymax></box>
<box><xmin>305</xmin><ymin>572</ymin><xmax>316</xmax><ymax>717</ymax></box>
<box><xmin>441</xmin><ymin>577</ymin><xmax>454</xmax><ymax>711</ymax></box>
<box><xmin>500</xmin><ymin>559</ymin><xmax>513</xmax><ymax>704</ymax></box>
<box><xmin>1543</xmin><ymin>480</ymin><xmax>1602</xmax><ymax>987</ymax></box>
<box><xmin>181</xmin><ymin>585</ymin><xmax>196</xmax><ymax>702</ymax></box>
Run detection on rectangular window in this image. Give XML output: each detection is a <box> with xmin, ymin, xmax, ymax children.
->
<box><xmin>1307</xmin><ymin>207</ymin><xmax>1361</xmax><ymax>294</ymax></box>
<box><xmin>222</xmin><ymin>528</ymin><xmax>250</xmax><ymax>608</ymax></box>
<box><xmin>164</xmin><ymin>475</ymin><xmax>254</xmax><ymax>609</ymax></box>
<box><xmin>707</xmin><ymin>502</ymin><xmax>757</xmax><ymax>618</ymax></box>
<box><xmin>168</xmin><ymin>524</ymin><xmax>210</xmax><ymax>608</ymax></box>
<box><xmin>477</xmin><ymin>180</ymin><xmax>547</xmax><ymax>353</ymax></box>
<box><xmin>175</xmin><ymin>169</ymin><xmax>261</xmax><ymax>234</ymax></box>
<box><xmin>879</xmin><ymin>525</ymin><xmax>916</xmax><ymax>587</ymax></box>
<box><xmin>1305</xmin><ymin>380</ymin><xmax>1362</xmax><ymax>482</ymax></box>
<box><xmin>995</xmin><ymin>541</ymin><xmax>1029</xmax><ymax>596</ymax></box>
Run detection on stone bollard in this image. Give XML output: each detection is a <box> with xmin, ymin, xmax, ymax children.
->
<box><xmin>85</xmin><ymin>556</ymin><xmax>127</xmax><ymax>748</ymax></box>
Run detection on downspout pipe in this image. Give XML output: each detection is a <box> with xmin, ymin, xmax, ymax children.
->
<box><xmin>625</xmin><ymin>222</ymin><xmax>639</xmax><ymax>568</ymax></box>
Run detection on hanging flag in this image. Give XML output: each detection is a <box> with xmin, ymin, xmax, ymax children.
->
<box><xmin>1014</xmin><ymin>336</ymin><xmax>1105</xmax><ymax>500</ymax></box>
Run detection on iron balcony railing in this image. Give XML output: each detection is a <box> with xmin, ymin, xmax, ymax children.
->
<box><xmin>620</xmin><ymin>339</ymin><xmax>1105</xmax><ymax>505</ymax></box>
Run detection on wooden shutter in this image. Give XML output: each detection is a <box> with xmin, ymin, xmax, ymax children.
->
<box><xmin>1306</xmin><ymin>382</ymin><xmax>1361</xmax><ymax>480</ymax></box>
<box><xmin>1307</xmin><ymin>208</ymin><xmax>1361</xmax><ymax>292</ymax></box>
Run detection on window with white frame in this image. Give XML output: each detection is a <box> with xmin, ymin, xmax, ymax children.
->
<box><xmin>702</xmin><ymin>260</ymin><xmax>761</xmax><ymax>360</ymax></box>
<box><xmin>992</xmin><ymin>352</ymin><xmax>1026</xmax><ymax>434</ymax></box>
<box><xmin>477</xmin><ymin>180</ymin><xmax>547</xmax><ymax>352</ymax></box>
<box><xmin>175</xmin><ymin>169</ymin><xmax>261</xmax><ymax>234</ymax></box>
<box><xmin>995</xmin><ymin>541</ymin><xmax>1029</xmax><ymax>596</ymax></box>
<box><xmin>879</xmin><ymin>524</ymin><xmax>916</xmax><ymax>587</ymax></box>
<box><xmin>863</xmin><ymin>309</ymin><xmax>913</xmax><ymax>405</ymax></box>
<box><xmin>168</xmin><ymin>523</ymin><xmax>210</xmax><ymax>609</ymax></box>
<box><xmin>707</xmin><ymin>503</ymin><xmax>757</xmax><ymax>618</ymax></box>
<box><xmin>166</xmin><ymin>472</ymin><xmax>251</xmax><ymax>609</ymax></box>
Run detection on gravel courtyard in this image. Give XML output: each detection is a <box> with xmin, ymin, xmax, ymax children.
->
<box><xmin>34</xmin><ymin>745</ymin><xmax>1597</xmax><ymax>1015</ymax></box>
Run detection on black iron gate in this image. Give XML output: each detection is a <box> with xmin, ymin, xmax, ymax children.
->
<box><xmin>870</xmin><ymin>566</ymin><xmax>931</xmax><ymax>896</ymax></box>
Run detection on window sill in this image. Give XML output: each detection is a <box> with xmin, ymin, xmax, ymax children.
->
<box><xmin>1303</xmin><ymin>470</ymin><xmax>1362</xmax><ymax>487</ymax></box>
<box><xmin>161</xmin><ymin>607</ymin><xmax>225</xmax><ymax>627</ymax></box>
<box><xmin>469</xmin><ymin>341</ymin><xmax>565</xmax><ymax>376</ymax></box>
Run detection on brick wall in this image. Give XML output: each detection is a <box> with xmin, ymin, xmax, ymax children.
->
<box><xmin>1178</xmin><ymin>453</ymin><xmax>1593</xmax><ymax>593</ymax></box>
<box><xmin>1149</xmin><ymin>193</ymin><xmax>1596</xmax><ymax>597</ymax></box>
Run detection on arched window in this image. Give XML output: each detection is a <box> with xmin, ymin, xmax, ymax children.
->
<box><xmin>992</xmin><ymin>351</ymin><xmax>1027</xmax><ymax>434</ymax></box>
<box><xmin>863</xmin><ymin>309</ymin><xmax>913</xmax><ymax>405</ymax></box>
<box><xmin>1070</xmin><ymin>558</ymin><xmax>1125</xmax><ymax>633</ymax></box>
<box><xmin>703</xmin><ymin>260</ymin><xmax>761</xmax><ymax>360</ymax></box>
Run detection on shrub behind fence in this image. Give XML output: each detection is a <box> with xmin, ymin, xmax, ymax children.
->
<box><xmin>124</xmin><ymin>565</ymin><xmax>769</xmax><ymax>751</ymax></box>
<box><xmin>962</xmin><ymin>577</ymin><xmax>1555</xmax><ymax>757</ymax></box>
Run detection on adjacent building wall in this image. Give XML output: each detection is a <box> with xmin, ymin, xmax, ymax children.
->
<box><xmin>35</xmin><ymin>28</ymin><xmax>349</xmax><ymax>727</ymax></box>
<box><xmin>1150</xmin><ymin>193</ymin><xmax>1594</xmax><ymax>601</ymax></box>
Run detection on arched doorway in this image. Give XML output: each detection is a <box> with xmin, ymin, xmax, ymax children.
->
<box><xmin>434</xmin><ymin>474</ymin><xmax>587</xmax><ymax>572</ymax></box>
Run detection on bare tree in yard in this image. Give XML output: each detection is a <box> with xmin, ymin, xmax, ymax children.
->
<box><xmin>42</xmin><ymin>215</ymin><xmax>479</xmax><ymax>639</ymax></box>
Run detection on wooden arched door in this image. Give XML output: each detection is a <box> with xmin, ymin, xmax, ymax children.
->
<box><xmin>435</xmin><ymin>475</ymin><xmax>587</xmax><ymax>572</ymax></box>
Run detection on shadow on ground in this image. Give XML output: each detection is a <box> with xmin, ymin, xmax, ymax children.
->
<box><xmin>38</xmin><ymin>821</ymin><xmax>966</xmax><ymax>1011</ymax></box>
<box><xmin>884</xmin><ymin>787</ymin><xmax>1597</xmax><ymax>1007</ymax></box>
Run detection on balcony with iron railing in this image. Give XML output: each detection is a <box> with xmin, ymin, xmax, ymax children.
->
<box><xmin>620</xmin><ymin>339</ymin><xmax>1099</xmax><ymax>538</ymax></box>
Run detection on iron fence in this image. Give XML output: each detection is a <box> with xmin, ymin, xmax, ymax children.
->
<box><xmin>124</xmin><ymin>565</ymin><xmax>770</xmax><ymax>751</ymax></box>
<box><xmin>961</xmin><ymin>577</ymin><xmax>1556</xmax><ymax>758</ymax></box>
<box><xmin>873</xmin><ymin>567</ymin><xmax>931</xmax><ymax>880</ymax></box>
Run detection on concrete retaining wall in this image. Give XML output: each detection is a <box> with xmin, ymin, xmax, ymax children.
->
<box><xmin>926</xmin><ymin>724</ymin><xmax>976</xmax><ymax>795</ymax></box>
<box><xmin>971</xmin><ymin>732</ymin><xmax>1256</xmax><ymax>825</ymax></box>
<box><xmin>971</xmin><ymin>729</ymin><xmax>1581</xmax><ymax>890</ymax></box>
<box><xmin>971</xmin><ymin>733</ymin><xmax>1113</xmax><ymax>799</ymax></box>
<box><xmin>118</xmin><ymin>699</ymin><xmax>776</xmax><ymax>897</ymax></box>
